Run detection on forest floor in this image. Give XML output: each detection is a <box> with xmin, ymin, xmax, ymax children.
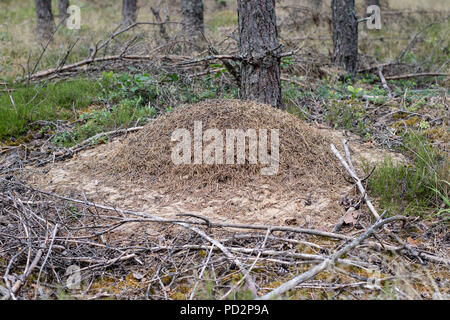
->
<box><xmin>0</xmin><ymin>0</ymin><xmax>448</xmax><ymax>300</ymax></box>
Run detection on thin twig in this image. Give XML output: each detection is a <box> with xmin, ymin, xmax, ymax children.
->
<box><xmin>331</xmin><ymin>141</ymin><xmax>381</xmax><ymax>220</ymax></box>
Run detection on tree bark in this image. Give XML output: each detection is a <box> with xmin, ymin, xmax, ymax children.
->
<box><xmin>237</xmin><ymin>0</ymin><xmax>282</xmax><ymax>109</ymax></box>
<box><xmin>58</xmin><ymin>0</ymin><xmax>70</xmax><ymax>23</ymax></box>
<box><xmin>122</xmin><ymin>0</ymin><xmax>138</xmax><ymax>26</ymax></box>
<box><xmin>331</xmin><ymin>0</ymin><xmax>358</xmax><ymax>75</ymax></box>
<box><xmin>35</xmin><ymin>0</ymin><xmax>55</xmax><ymax>41</ymax></box>
<box><xmin>181</xmin><ymin>0</ymin><xmax>204</xmax><ymax>38</ymax></box>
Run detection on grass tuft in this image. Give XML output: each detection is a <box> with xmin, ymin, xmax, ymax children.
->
<box><xmin>0</xmin><ymin>79</ymin><xmax>102</xmax><ymax>140</ymax></box>
<box><xmin>365</xmin><ymin>133</ymin><xmax>449</xmax><ymax>217</ymax></box>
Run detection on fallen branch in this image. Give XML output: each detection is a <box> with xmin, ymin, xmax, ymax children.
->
<box><xmin>281</xmin><ymin>77</ymin><xmax>305</xmax><ymax>87</ymax></box>
<box><xmin>1</xmin><ymin>178</ymin><xmax>447</xmax><ymax>301</ymax></box>
<box><xmin>68</xmin><ymin>126</ymin><xmax>144</xmax><ymax>154</ymax></box>
<box><xmin>188</xmin><ymin>244</ymin><xmax>214</xmax><ymax>300</ymax></box>
<box><xmin>175</xmin><ymin>54</ymin><xmax>239</xmax><ymax>66</ymax></box>
<box><xmin>204</xmin><ymin>37</ymin><xmax>241</xmax><ymax>84</ymax></box>
<box><xmin>31</xmin><ymin>126</ymin><xmax>146</xmax><ymax>168</ymax></box>
<box><xmin>331</xmin><ymin>140</ymin><xmax>380</xmax><ymax>220</ymax></box>
<box><xmin>177</xmin><ymin>222</ymin><xmax>259</xmax><ymax>298</ymax></box>
<box><xmin>378</xmin><ymin>67</ymin><xmax>392</xmax><ymax>97</ymax></box>
<box><xmin>175</xmin><ymin>49</ymin><xmax>299</xmax><ymax>67</ymax></box>
<box><xmin>384</xmin><ymin>72</ymin><xmax>449</xmax><ymax>80</ymax></box>
<box><xmin>259</xmin><ymin>215</ymin><xmax>406</xmax><ymax>300</ymax></box>
<box><xmin>2</xmin><ymin>214</ymin><xmax>60</xmax><ymax>300</ymax></box>
<box><xmin>357</xmin><ymin>62</ymin><xmax>403</xmax><ymax>74</ymax></box>
<box><xmin>21</xmin><ymin>54</ymin><xmax>186</xmax><ymax>82</ymax></box>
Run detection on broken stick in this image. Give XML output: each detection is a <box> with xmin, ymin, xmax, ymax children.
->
<box><xmin>331</xmin><ymin>140</ymin><xmax>380</xmax><ymax>220</ymax></box>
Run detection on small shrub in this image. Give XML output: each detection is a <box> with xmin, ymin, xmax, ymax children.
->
<box><xmin>366</xmin><ymin>133</ymin><xmax>449</xmax><ymax>216</ymax></box>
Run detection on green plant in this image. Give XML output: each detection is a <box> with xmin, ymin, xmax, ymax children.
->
<box><xmin>347</xmin><ymin>85</ymin><xmax>365</xmax><ymax>98</ymax></box>
<box><xmin>0</xmin><ymin>79</ymin><xmax>102</xmax><ymax>140</ymax></box>
<box><xmin>428</xmin><ymin>180</ymin><xmax>450</xmax><ymax>218</ymax></box>
<box><xmin>101</xmin><ymin>71</ymin><xmax>159</xmax><ymax>106</ymax></box>
<box><xmin>324</xmin><ymin>101</ymin><xmax>371</xmax><ymax>137</ymax></box>
<box><xmin>53</xmin><ymin>97</ymin><xmax>156</xmax><ymax>147</ymax></box>
<box><xmin>281</xmin><ymin>57</ymin><xmax>294</xmax><ymax>69</ymax></box>
<box><xmin>365</xmin><ymin>133</ymin><xmax>449</xmax><ymax>216</ymax></box>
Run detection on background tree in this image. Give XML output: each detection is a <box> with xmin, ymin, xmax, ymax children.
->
<box><xmin>309</xmin><ymin>0</ymin><xmax>323</xmax><ymax>26</ymax></box>
<box><xmin>35</xmin><ymin>0</ymin><xmax>55</xmax><ymax>41</ymax></box>
<box><xmin>122</xmin><ymin>0</ymin><xmax>138</xmax><ymax>26</ymax></box>
<box><xmin>331</xmin><ymin>0</ymin><xmax>358</xmax><ymax>75</ymax></box>
<box><xmin>237</xmin><ymin>0</ymin><xmax>282</xmax><ymax>109</ymax></box>
<box><xmin>181</xmin><ymin>0</ymin><xmax>204</xmax><ymax>39</ymax></box>
<box><xmin>58</xmin><ymin>0</ymin><xmax>69</xmax><ymax>24</ymax></box>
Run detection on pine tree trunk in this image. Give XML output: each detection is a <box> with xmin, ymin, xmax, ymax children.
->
<box><xmin>58</xmin><ymin>0</ymin><xmax>69</xmax><ymax>23</ymax></box>
<box><xmin>122</xmin><ymin>0</ymin><xmax>138</xmax><ymax>26</ymax></box>
<box><xmin>238</xmin><ymin>0</ymin><xmax>282</xmax><ymax>109</ymax></box>
<box><xmin>331</xmin><ymin>0</ymin><xmax>358</xmax><ymax>75</ymax></box>
<box><xmin>181</xmin><ymin>0</ymin><xmax>204</xmax><ymax>38</ymax></box>
<box><xmin>35</xmin><ymin>0</ymin><xmax>55</xmax><ymax>41</ymax></box>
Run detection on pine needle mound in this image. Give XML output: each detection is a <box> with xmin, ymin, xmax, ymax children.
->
<box><xmin>106</xmin><ymin>99</ymin><xmax>343</xmax><ymax>194</ymax></box>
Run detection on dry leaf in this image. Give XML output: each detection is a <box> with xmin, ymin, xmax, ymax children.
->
<box><xmin>343</xmin><ymin>207</ymin><xmax>360</xmax><ymax>225</ymax></box>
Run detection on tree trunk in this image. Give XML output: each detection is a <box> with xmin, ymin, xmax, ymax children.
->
<box><xmin>35</xmin><ymin>0</ymin><xmax>55</xmax><ymax>41</ymax></box>
<box><xmin>331</xmin><ymin>0</ymin><xmax>358</xmax><ymax>75</ymax></box>
<box><xmin>58</xmin><ymin>0</ymin><xmax>70</xmax><ymax>23</ymax></box>
<box><xmin>237</xmin><ymin>0</ymin><xmax>282</xmax><ymax>109</ymax></box>
<box><xmin>181</xmin><ymin>0</ymin><xmax>204</xmax><ymax>38</ymax></box>
<box><xmin>122</xmin><ymin>0</ymin><xmax>138</xmax><ymax>26</ymax></box>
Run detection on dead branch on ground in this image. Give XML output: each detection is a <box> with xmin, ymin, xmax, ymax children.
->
<box><xmin>0</xmin><ymin>174</ymin><xmax>447</xmax><ymax>300</ymax></box>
